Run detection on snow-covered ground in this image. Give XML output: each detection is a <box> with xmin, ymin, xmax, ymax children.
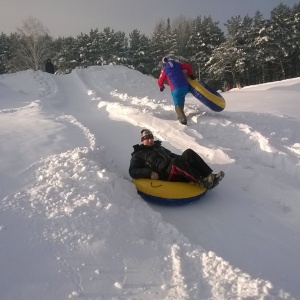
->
<box><xmin>0</xmin><ymin>66</ymin><xmax>299</xmax><ymax>300</ymax></box>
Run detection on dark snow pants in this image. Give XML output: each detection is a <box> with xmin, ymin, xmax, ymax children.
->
<box><xmin>165</xmin><ymin>149</ymin><xmax>212</xmax><ymax>182</ymax></box>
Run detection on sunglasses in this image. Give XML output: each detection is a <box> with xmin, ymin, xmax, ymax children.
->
<box><xmin>141</xmin><ymin>134</ymin><xmax>154</xmax><ymax>142</ymax></box>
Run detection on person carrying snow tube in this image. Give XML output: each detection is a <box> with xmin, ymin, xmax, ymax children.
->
<box><xmin>158</xmin><ymin>57</ymin><xmax>195</xmax><ymax>125</ymax></box>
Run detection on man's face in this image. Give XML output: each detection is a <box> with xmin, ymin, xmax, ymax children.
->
<box><xmin>142</xmin><ymin>134</ymin><xmax>154</xmax><ymax>146</ymax></box>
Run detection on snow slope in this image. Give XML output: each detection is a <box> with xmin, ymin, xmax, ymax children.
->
<box><xmin>0</xmin><ymin>66</ymin><xmax>299</xmax><ymax>300</ymax></box>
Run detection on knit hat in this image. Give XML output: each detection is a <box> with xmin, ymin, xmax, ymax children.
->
<box><xmin>141</xmin><ymin>129</ymin><xmax>153</xmax><ymax>141</ymax></box>
<box><xmin>162</xmin><ymin>56</ymin><xmax>169</xmax><ymax>63</ymax></box>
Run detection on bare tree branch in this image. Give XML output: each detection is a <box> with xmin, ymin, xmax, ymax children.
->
<box><xmin>10</xmin><ymin>17</ymin><xmax>53</xmax><ymax>71</ymax></box>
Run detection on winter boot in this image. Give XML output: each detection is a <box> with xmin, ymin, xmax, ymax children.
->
<box><xmin>211</xmin><ymin>171</ymin><xmax>225</xmax><ymax>189</ymax></box>
<box><xmin>201</xmin><ymin>173</ymin><xmax>214</xmax><ymax>189</ymax></box>
<box><xmin>175</xmin><ymin>106</ymin><xmax>187</xmax><ymax>125</ymax></box>
<box><xmin>201</xmin><ymin>171</ymin><xmax>225</xmax><ymax>190</ymax></box>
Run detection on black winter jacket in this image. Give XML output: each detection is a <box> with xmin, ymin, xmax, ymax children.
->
<box><xmin>129</xmin><ymin>141</ymin><xmax>178</xmax><ymax>180</ymax></box>
<box><xmin>45</xmin><ymin>60</ymin><xmax>55</xmax><ymax>74</ymax></box>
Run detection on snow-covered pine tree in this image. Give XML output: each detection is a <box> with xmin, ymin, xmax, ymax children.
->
<box><xmin>206</xmin><ymin>16</ymin><xmax>246</xmax><ymax>87</ymax></box>
<box><xmin>187</xmin><ymin>16</ymin><xmax>224</xmax><ymax>81</ymax></box>
<box><xmin>0</xmin><ymin>33</ymin><xmax>11</xmax><ymax>74</ymax></box>
<box><xmin>54</xmin><ymin>36</ymin><xmax>78</xmax><ymax>73</ymax></box>
<box><xmin>268</xmin><ymin>3</ymin><xmax>294</xmax><ymax>80</ymax></box>
<box><xmin>128</xmin><ymin>29</ymin><xmax>153</xmax><ymax>74</ymax></box>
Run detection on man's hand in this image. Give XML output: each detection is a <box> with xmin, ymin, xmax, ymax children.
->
<box><xmin>160</xmin><ymin>86</ymin><xmax>165</xmax><ymax>92</ymax></box>
<box><xmin>151</xmin><ymin>171</ymin><xmax>159</xmax><ymax>179</ymax></box>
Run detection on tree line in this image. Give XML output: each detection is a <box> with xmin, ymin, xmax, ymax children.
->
<box><xmin>0</xmin><ymin>3</ymin><xmax>299</xmax><ymax>89</ymax></box>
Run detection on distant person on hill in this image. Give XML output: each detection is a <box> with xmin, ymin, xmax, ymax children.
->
<box><xmin>45</xmin><ymin>59</ymin><xmax>55</xmax><ymax>74</ymax></box>
<box><xmin>129</xmin><ymin>129</ymin><xmax>225</xmax><ymax>190</ymax></box>
<box><xmin>158</xmin><ymin>56</ymin><xmax>195</xmax><ymax>125</ymax></box>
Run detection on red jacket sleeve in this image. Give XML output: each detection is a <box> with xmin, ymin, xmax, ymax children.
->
<box><xmin>158</xmin><ymin>70</ymin><xmax>167</xmax><ymax>88</ymax></box>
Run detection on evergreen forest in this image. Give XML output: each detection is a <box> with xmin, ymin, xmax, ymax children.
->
<box><xmin>1</xmin><ymin>3</ymin><xmax>300</xmax><ymax>89</ymax></box>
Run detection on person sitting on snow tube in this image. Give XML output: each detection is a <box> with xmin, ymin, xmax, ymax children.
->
<box><xmin>129</xmin><ymin>129</ymin><xmax>224</xmax><ymax>190</ymax></box>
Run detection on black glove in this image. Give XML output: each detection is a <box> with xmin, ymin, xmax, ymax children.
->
<box><xmin>189</xmin><ymin>74</ymin><xmax>196</xmax><ymax>80</ymax></box>
<box><xmin>160</xmin><ymin>86</ymin><xmax>165</xmax><ymax>92</ymax></box>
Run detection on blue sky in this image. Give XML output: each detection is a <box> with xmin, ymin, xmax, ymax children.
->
<box><xmin>1</xmin><ymin>0</ymin><xmax>299</xmax><ymax>37</ymax></box>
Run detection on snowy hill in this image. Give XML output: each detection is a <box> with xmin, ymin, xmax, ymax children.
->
<box><xmin>0</xmin><ymin>66</ymin><xmax>299</xmax><ymax>299</ymax></box>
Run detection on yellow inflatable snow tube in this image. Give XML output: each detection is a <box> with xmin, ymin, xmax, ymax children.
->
<box><xmin>187</xmin><ymin>78</ymin><xmax>226</xmax><ymax>112</ymax></box>
<box><xmin>132</xmin><ymin>178</ymin><xmax>207</xmax><ymax>206</ymax></box>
